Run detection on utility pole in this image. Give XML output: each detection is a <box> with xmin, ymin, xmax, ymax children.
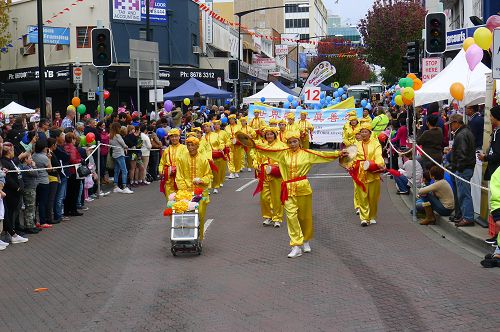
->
<box><xmin>36</xmin><ymin>0</ymin><xmax>46</xmax><ymax>118</ymax></box>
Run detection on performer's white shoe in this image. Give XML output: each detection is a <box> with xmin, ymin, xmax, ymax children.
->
<box><xmin>369</xmin><ymin>219</ymin><xmax>377</xmax><ymax>225</ymax></box>
<box><xmin>355</xmin><ymin>208</ymin><xmax>360</xmax><ymax>215</ymax></box>
<box><xmin>263</xmin><ymin>218</ymin><xmax>272</xmax><ymax>226</ymax></box>
<box><xmin>235</xmin><ymin>173</ymin><xmax>240</xmax><ymax>178</ymax></box>
<box><xmin>288</xmin><ymin>246</ymin><xmax>302</xmax><ymax>258</ymax></box>
<box><xmin>303</xmin><ymin>242</ymin><xmax>311</xmax><ymax>253</ymax></box>
<box><xmin>247</xmin><ymin>168</ymin><xmax>252</xmax><ymax>172</ymax></box>
<box><xmin>227</xmin><ymin>173</ymin><xmax>235</xmax><ymax>179</ymax></box>
<box><xmin>213</xmin><ymin>189</ymin><xmax>218</xmax><ymax>194</ymax></box>
<box><xmin>361</xmin><ymin>220</ymin><xmax>368</xmax><ymax>227</ymax></box>
<box><xmin>220</xmin><ymin>183</ymin><xmax>224</xmax><ymax>187</ymax></box>
<box><xmin>273</xmin><ymin>221</ymin><xmax>281</xmax><ymax>228</ymax></box>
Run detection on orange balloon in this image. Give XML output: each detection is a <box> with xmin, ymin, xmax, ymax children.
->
<box><xmin>406</xmin><ymin>73</ymin><xmax>417</xmax><ymax>80</ymax></box>
<box><xmin>449</xmin><ymin>82</ymin><xmax>465</xmax><ymax>101</ymax></box>
<box><xmin>71</xmin><ymin>97</ymin><xmax>81</xmax><ymax>108</ymax></box>
<box><xmin>413</xmin><ymin>78</ymin><xmax>423</xmax><ymax>91</ymax></box>
<box><xmin>402</xmin><ymin>96</ymin><xmax>413</xmax><ymax>105</ymax></box>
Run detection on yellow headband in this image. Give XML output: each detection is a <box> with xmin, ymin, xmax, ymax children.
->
<box><xmin>269</xmin><ymin>118</ymin><xmax>278</xmax><ymax>124</ymax></box>
<box><xmin>262</xmin><ymin>126</ymin><xmax>279</xmax><ymax>135</ymax></box>
<box><xmin>228</xmin><ymin>114</ymin><xmax>236</xmax><ymax>119</ymax></box>
<box><xmin>186</xmin><ymin>132</ymin><xmax>197</xmax><ymax>138</ymax></box>
<box><xmin>253</xmin><ymin>110</ymin><xmax>261</xmax><ymax>114</ymax></box>
<box><xmin>300</xmin><ymin>111</ymin><xmax>307</xmax><ymax>116</ymax></box>
<box><xmin>191</xmin><ymin>127</ymin><xmax>202</xmax><ymax>132</ymax></box>
<box><xmin>212</xmin><ymin>119</ymin><xmax>221</xmax><ymax>125</ymax></box>
<box><xmin>240</xmin><ymin>116</ymin><xmax>248</xmax><ymax>122</ymax></box>
<box><xmin>185</xmin><ymin>136</ymin><xmax>200</xmax><ymax>145</ymax></box>
<box><xmin>202</xmin><ymin>122</ymin><xmax>212</xmax><ymax>127</ymax></box>
<box><xmin>359</xmin><ymin>121</ymin><xmax>372</xmax><ymax>131</ymax></box>
<box><xmin>278</xmin><ymin>119</ymin><xmax>287</xmax><ymax>124</ymax></box>
<box><xmin>349</xmin><ymin>114</ymin><xmax>358</xmax><ymax>121</ymax></box>
<box><xmin>168</xmin><ymin>128</ymin><xmax>180</xmax><ymax>136</ymax></box>
<box><xmin>285</xmin><ymin>130</ymin><xmax>301</xmax><ymax>141</ymax></box>
<box><xmin>286</xmin><ymin>113</ymin><xmax>295</xmax><ymax>119</ymax></box>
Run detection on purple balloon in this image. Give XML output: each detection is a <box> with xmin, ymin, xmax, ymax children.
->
<box><xmin>164</xmin><ymin>100</ymin><xmax>174</xmax><ymax>112</ymax></box>
<box><xmin>465</xmin><ymin>44</ymin><xmax>483</xmax><ymax>71</ymax></box>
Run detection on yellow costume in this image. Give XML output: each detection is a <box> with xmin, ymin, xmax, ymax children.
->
<box><xmin>297</xmin><ymin>113</ymin><xmax>314</xmax><ymax>149</ymax></box>
<box><xmin>255</xmin><ymin>132</ymin><xmax>341</xmax><ymax>247</ymax></box>
<box><xmin>239</xmin><ymin>117</ymin><xmax>257</xmax><ymax>170</ymax></box>
<box><xmin>225</xmin><ymin>115</ymin><xmax>243</xmax><ymax>174</ymax></box>
<box><xmin>249</xmin><ymin>111</ymin><xmax>266</xmax><ymax>132</ymax></box>
<box><xmin>214</xmin><ymin>120</ymin><xmax>230</xmax><ymax>182</ymax></box>
<box><xmin>175</xmin><ymin>138</ymin><xmax>213</xmax><ymax>240</ymax></box>
<box><xmin>342</xmin><ymin>112</ymin><xmax>360</xmax><ymax>147</ymax></box>
<box><xmin>159</xmin><ymin>129</ymin><xmax>188</xmax><ymax>199</ymax></box>
<box><xmin>354</xmin><ymin>123</ymin><xmax>384</xmax><ymax>224</ymax></box>
<box><xmin>252</xmin><ymin>128</ymin><xmax>286</xmax><ymax>224</ymax></box>
<box><xmin>204</xmin><ymin>124</ymin><xmax>226</xmax><ymax>189</ymax></box>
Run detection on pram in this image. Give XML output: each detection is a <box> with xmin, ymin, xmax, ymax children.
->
<box><xmin>170</xmin><ymin>209</ymin><xmax>202</xmax><ymax>256</ymax></box>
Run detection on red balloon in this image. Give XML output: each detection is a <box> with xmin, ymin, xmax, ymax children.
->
<box><xmin>86</xmin><ymin>132</ymin><xmax>95</xmax><ymax>144</ymax></box>
<box><xmin>486</xmin><ymin>15</ymin><xmax>500</xmax><ymax>32</ymax></box>
<box><xmin>103</xmin><ymin>90</ymin><xmax>110</xmax><ymax>100</ymax></box>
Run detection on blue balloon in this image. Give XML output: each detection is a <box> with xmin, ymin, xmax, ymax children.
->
<box><xmin>156</xmin><ymin>128</ymin><xmax>166</xmax><ymax>140</ymax></box>
<box><xmin>335</xmin><ymin>97</ymin><xmax>341</xmax><ymax>103</ymax></box>
<box><xmin>326</xmin><ymin>96</ymin><xmax>332</xmax><ymax>102</ymax></box>
<box><xmin>260</xmin><ymin>97</ymin><xmax>266</xmax><ymax>103</ymax></box>
<box><xmin>221</xmin><ymin>117</ymin><xmax>228</xmax><ymax>124</ymax></box>
<box><xmin>342</xmin><ymin>94</ymin><xmax>347</xmax><ymax>100</ymax></box>
<box><xmin>332</xmin><ymin>100</ymin><xmax>338</xmax><ymax>105</ymax></box>
<box><xmin>22</xmin><ymin>132</ymin><xmax>29</xmax><ymax>144</ymax></box>
<box><xmin>95</xmin><ymin>89</ymin><xmax>100</xmax><ymax>96</ymax></box>
<box><xmin>360</xmin><ymin>99</ymin><xmax>368</xmax><ymax>107</ymax></box>
<box><xmin>366</xmin><ymin>103</ymin><xmax>372</xmax><ymax>110</ymax></box>
<box><xmin>296</xmin><ymin>106</ymin><xmax>302</xmax><ymax>110</ymax></box>
<box><xmin>300</xmin><ymin>94</ymin><xmax>305</xmax><ymax>101</ymax></box>
<box><xmin>314</xmin><ymin>104</ymin><xmax>320</xmax><ymax>110</ymax></box>
<box><xmin>225</xmin><ymin>100</ymin><xmax>231</xmax><ymax>105</ymax></box>
<box><xmin>292</xmin><ymin>100</ymin><xmax>299</xmax><ymax>108</ymax></box>
<box><xmin>337</xmin><ymin>88</ymin><xmax>344</xmax><ymax>95</ymax></box>
<box><xmin>390</xmin><ymin>101</ymin><xmax>396</xmax><ymax>106</ymax></box>
<box><xmin>320</xmin><ymin>92</ymin><xmax>326</xmax><ymax>99</ymax></box>
<box><xmin>287</xmin><ymin>95</ymin><xmax>294</xmax><ymax>102</ymax></box>
<box><xmin>283</xmin><ymin>101</ymin><xmax>290</xmax><ymax>108</ymax></box>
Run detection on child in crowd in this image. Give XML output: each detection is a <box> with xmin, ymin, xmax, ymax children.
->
<box><xmin>481</xmin><ymin>166</ymin><xmax>500</xmax><ymax>268</ymax></box>
<box><xmin>19</xmin><ymin>153</ymin><xmax>46</xmax><ymax>232</ymax></box>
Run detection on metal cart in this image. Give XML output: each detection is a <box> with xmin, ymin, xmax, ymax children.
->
<box><xmin>170</xmin><ymin>210</ymin><xmax>202</xmax><ymax>256</ymax></box>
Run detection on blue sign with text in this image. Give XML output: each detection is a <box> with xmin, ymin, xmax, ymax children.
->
<box><xmin>446</xmin><ymin>26</ymin><xmax>482</xmax><ymax>50</ymax></box>
<box><xmin>140</xmin><ymin>0</ymin><xmax>167</xmax><ymax>22</ymax></box>
<box><xmin>27</xmin><ymin>26</ymin><xmax>70</xmax><ymax>45</ymax></box>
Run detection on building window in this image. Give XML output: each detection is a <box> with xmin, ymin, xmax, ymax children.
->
<box><xmin>285</xmin><ymin>19</ymin><xmax>309</xmax><ymax>29</ymax></box>
<box><xmin>285</xmin><ymin>4</ymin><xmax>309</xmax><ymax>13</ymax></box>
<box><xmin>21</xmin><ymin>35</ymin><xmax>36</xmax><ymax>55</ymax></box>
<box><xmin>76</xmin><ymin>26</ymin><xmax>94</xmax><ymax>48</ymax></box>
<box><xmin>299</xmin><ymin>34</ymin><xmax>309</xmax><ymax>41</ymax></box>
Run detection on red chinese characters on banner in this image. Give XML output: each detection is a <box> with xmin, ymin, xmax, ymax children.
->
<box><xmin>342</xmin><ymin>112</ymin><xmax>350</xmax><ymax>120</ymax></box>
<box><xmin>327</xmin><ymin>112</ymin><xmax>339</xmax><ymax>122</ymax></box>
<box><xmin>313</xmin><ymin>112</ymin><xmax>325</xmax><ymax>122</ymax></box>
<box><xmin>270</xmin><ymin>110</ymin><xmax>280</xmax><ymax>119</ymax></box>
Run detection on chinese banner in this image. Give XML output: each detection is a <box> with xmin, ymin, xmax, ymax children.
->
<box><xmin>248</xmin><ymin>105</ymin><xmax>363</xmax><ymax>144</ymax></box>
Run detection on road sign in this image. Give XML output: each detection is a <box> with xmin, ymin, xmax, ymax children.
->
<box><xmin>304</xmin><ymin>87</ymin><xmax>321</xmax><ymax>104</ymax></box>
<box><xmin>333</xmin><ymin>81</ymin><xmax>340</xmax><ymax>88</ymax></box>
<box><xmin>87</xmin><ymin>90</ymin><xmax>96</xmax><ymax>101</ymax></box>
<box><xmin>73</xmin><ymin>67</ymin><xmax>82</xmax><ymax>84</ymax></box>
<box><xmin>129</xmin><ymin>39</ymin><xmax>159</xmax><ymax>80</ymax></box>
<box><xmin>493</xmin><ymin>29</ymin><xmax>500</xmax><ymax>79</ymax></box>
<box><xmin>139</xmin><ymin>80</ymin><xmax>170</xmax><ymax>88</ymax></box>
<box><xmin>421</xmin><ymin>57</ymin><xmax>442</xmax><ymax>82</ymax></box>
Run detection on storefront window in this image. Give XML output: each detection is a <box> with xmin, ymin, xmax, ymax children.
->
<box><xmin>76</xmin><ymin>26</ymin><xmax>95</xmax><ymax>48</ymax></box>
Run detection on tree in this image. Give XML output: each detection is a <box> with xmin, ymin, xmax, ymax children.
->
<box><xmin>307</xmin><ymin>38</ymin><xmax>373</xmax><ymax>86</ymax></box>
<box><xmin>358</xmin><ymin>0</ymin><xmax>426</xmax><ymax>81</ymax></box>
<box><xmin>0</xmin><ymin>1</ymin><xmax>11</xmax><ymax>50</ymax></box>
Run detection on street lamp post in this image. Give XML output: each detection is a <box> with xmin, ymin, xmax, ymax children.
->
<box><xmin>37</xmin><ymin>0</ymin><xmax>46</xmax><ymax>118</ymax></box>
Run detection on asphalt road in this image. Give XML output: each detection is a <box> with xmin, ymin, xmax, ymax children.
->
<box><xmin>0</xmin><ymin>161</ymin><xmax>499</xmax><ymax>331</ymax></box>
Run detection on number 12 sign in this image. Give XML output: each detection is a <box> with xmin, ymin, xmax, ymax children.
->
<box><xmin>304</xmin><ymin>87</ymin><xmax>321</xmax><ymax>104</ymax></box>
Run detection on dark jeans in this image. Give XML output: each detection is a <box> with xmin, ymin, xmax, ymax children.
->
<box><xmin>456</xmin><ymin>168</ymin><xmax>474</xmax><ymax>221</ymax></box>
<box><xmin>149</xmin><ymin>150</ymin><xmax>160</xmax><ymax>180</ymax></box>
<box><xmin>47</xmin><ymin>182</ymin><xmax>58</xmax><ymax>222</ymax></box>
<box><xmin>36</xmin><ymin>183</ymin><xmax>50</xmax><ymax>224</ymax></box>
<box><xmin>394</xmin><ymin>175</ymin><xmax>409</xmax><ymax>192</ymax></box>
<box><xmin>422</xmin><ymin>193</ymin><xmax>453</xmax><ymax>216</ymax></box>
<box><xmin>4</xmin><ymin>192</ymin><xmax>22</xmax><ymax>235</ymax></box>
<box><xmin>99</xmin><ymin>154</ymin><xmax>107</xmax><ymax>178</ymax></box>
<box><xmin>54</xmin><ymin>176</ymin><xmax>67</xmax><ymax>220</ymax></box>
<box><xmin>65</xmin><ymin>174</ymin><xmax>79</xmax><ymax>214</ymax></box>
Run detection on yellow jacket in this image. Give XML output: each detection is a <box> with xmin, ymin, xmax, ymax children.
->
<box><xmin>225</xmin><ymin>123</ymin><xmax>242</xmax><ymax>144</ymax></box>
<box><xmin>159</xmin><ymin>143</ymin><xmax>188</xmax><ymax>174</ymax></box>
<box><xmin>255</xmin><ymin>144</ymin><xmax>341</xmax><ymax>197</ymax></box>
<box><xmin>297</xmin><ymin>120</ymin><xmax>314</xmax><ymax>135</ymax></box>
<box><xmin>277</xmin><ymin>130</ymin><xmax>287</xmax><ymax>144</ymax></box>
<box><xmin>252</xmin><ymin>139</ymin><xmax>287</xmax><ymax>170</ymax></box>
<box><xmin>204</xmin><ymin>131</ymin><xmax>225</xmax><ymax>152</ymax></box>
<box><xmin>198</xmin><ymin>137</ymin><xmax>212</xmax><ymax>161</ymax></box>
<box><xmin>355</xmin><ymin>137</ymin><xmax>385</xmax><ymax>183</ymax></box>
<box><xmin>249</xmin><ymin>117</ymin><xmax>266</xmax><ymax>131</ymax></box>
<box><xmin>215</xmin><ymin>129</ymin><xmax>231</xmax><ymax>148</ymax></box>
<box><xmin>343</xmin><ymin>122</ymin><xmax>360</xmax><ymax>147</ymax></box>
<box><xmin>175</xmin><ymin>152</ymin><xmax>213</xmax><ymax>192</ymax></box>
<box><xmin>239</xmin><ymin>125</ymin><xmax>257</xmax><ymax>139</ymax></box>
<box><xmin>286</xmin><ymin>122</ymin><xmax>299</xmax><ymax>132</ymax></box>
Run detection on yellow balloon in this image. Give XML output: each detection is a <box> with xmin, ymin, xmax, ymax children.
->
<box><xmin>402</xmin><ymin>87</ymin><xmax>415</xmax><ymax>101</ymax></box>
<box><xmin>183</xmin><ymin>98</ymin><xmax>190</xmax><ymax>106</ymax></box>
<box><xmin>462</xmin><ymin>37</ymin><xmax>475</xmax><ymax>51</ymax></box>
<box><xmin>395</xmin><ymin>95</ymin><xmax>404</xmax><ymax>106</ymax></box>
<box><xmin>473</xmin><ymin>27</ymin><xmax>493</xmax><ymax>50</ymax></box>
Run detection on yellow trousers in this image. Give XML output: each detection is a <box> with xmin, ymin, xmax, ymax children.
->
<box><xmin>164</xmin><ymin>179</ymin><xmax>176</xmax><ymax>201</ymax></box>
<box><xmin>260</xmin><ymin>176</ymin><xmax>284</xmax><ymax>222</ymax></box>
<box><xmin>353</xmin><ymin>180</ymin><xmax>361</xmax><ymax>210</ymax></box>
<box><xmin>284</xmin><ymin>194</ymin><xmax>313</xmax><ymax>246</ymax></box>
<box><xmin>301</xmin><ymin>137</ymin><xmax>310</xmax><ymax>149</ymax></box>
<box><xmin>228</xmin><ymin>145</ymin><xmax>244</xmax><ymax>173</ymax></box>
<box><xmin>244</xmin><ymin>149</ymin><xmax>253</xmax><ymax>170</ymax></box>
<box><xmin>198</xmin><ymin>199</ymin><xmax>208</xmax><ymax>241</ymax></box>
<box><xmin>212</xmin><ymin>158</ymin><xmax>225</xmax><ymax>189</ymax></box>
<box><xmin>358</xmin><ymin>180</ymin><xmax>380</xmax><ymax>221</ymax></box>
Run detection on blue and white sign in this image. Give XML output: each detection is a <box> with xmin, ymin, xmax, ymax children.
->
<box><xmin>140</xmin><ymin>0</ymin><xmax>168</xmax><ymax>22</ymax></box>
<box><xmin>446</xmin><ymin>26</ymin><xmax>483</xmax><ymax>50</ymax></box>
<box><xmin>27</xmin><ymin>26</ymin><xmax>70</xmax><ymax>45</ymax></box>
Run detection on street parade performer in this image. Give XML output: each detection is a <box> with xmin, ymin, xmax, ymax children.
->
<box><xmin>175</xmin><ymin>136</ymin><xmax>213</xmax><ymax>241</ymax></box>
<box><xmin>239</xmin><ymin>116</ymin><xmax>257</xmax><ymax>172</ymax></box>
<box><xmin>342</xmin><ymin>111</ymin><xmax>360</xmax><ymax>147</ymax></box>
<box><xmin>237</xmin><ymin>130</ymin><xmax>349</xmax><ymax>258</ymax></box>
<box><xmin>249</xmin><ymin>109</ymin><xmax>266</xmax><ymax>133</ymax></box>
<box><xmin>159</xmin><ymin>128</ymin><xmax>188</xmax><ymax>199</ymax></box>
<box><xmin>225</xmin><ymin>114</ymin><xmax>243</xmax><ymax>178</ymax></box>
<box><xmin>297</xmin><ymin>111</ymin><xmax>314</xmax><ymax>149</ymax></box>
<box><xmin>213</xmin><ymin>119</ymin><xmax>230</xmax><ymax>184</ymax></box>
<box><xmin>251</xmin><ymin>126</ymin><xmax>287</xmax><ymax>228</ymax></box>
<box><xmin>203</xmin><ymin>121</ymin><xmax>226</xmax><ymax>194</ymax></box>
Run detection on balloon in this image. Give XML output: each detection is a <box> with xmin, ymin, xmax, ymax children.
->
<box><xmin>183</xmin><ymin>98</ymin><xmax>190</xmax><ymax>106</ymax></box>
<box><xmin>225</xmin><ymin>100</ymin><xmax>230</xmax><ymax>105</ymax></box>
<box><xmin>413</xmin><ymin>78</ymin><xmax>423</xmax><ymax>91</ymax></box>
<box><xmin>326</xmin><ymin>96</ymin><xmax>332</xmax><ymax>102</ymax></box>
<box><xmin>85</xmin><ymin>132</ymin><xmax>95</xmax><ymax>144</ymax></box>
<box><xmin>473</xmin><ymin>27</ymin><xmax>493</xmax><ymax>50</ymax></box>
<box><xmin>360</xmin><ymin>99</ymin><xmax>367</xmax><ymax>107</ymax></box>
<box><xmin>164</xmin><ymin>100</ymin><xmax>174</xmax><ymax>112</ymax></box>
<box><xmin>333</xmin><ymin>91</ymin><xmax>339</xmax><ymax>98</ymax></box>
<box><xmin>77</xmin><ymin>104</ymin><xmax>86</xmax><ymax>115</ymax></box>
<box><xmin>320</xmin><ymin>92</ymin><xmax>326</xmax><ymax>99</ymax></box>
<box><xmin>296</xmin><ymin>106</ymin><xmax>302</xmax><ymax>110</ymax></box>
<box><xmin>103</xmin><ymin>90</ymin><xmax>110</xmax><ymax>100</ymax></box>
<box><xmin>337</xmin><ymin>88</ymin><xmax>344</xmax><ymax>95</ymax></box>
<box><xmin>342</xmin><ymin>94</ymin><xmax>347</xmax><ymax>99</ymax></box>
<box><xmin>79</xmin><ymin>135</ymin><xmax>86</xmax><ymax>147</ymax></box>
<box><xmin>402</xmin><ymin>87</ymin><xmax>415</xmax><ymax>101</ymax></box>
<box><xmin>301</xmin><ymin>94</ymin><xmax>306</xmax><ymax>101</ymax></box>
<box><xmin>462</xmin><ymin>37</ymin><xmax>475</xmax><ymax>51</ymax></box>
<box><xmin>287</xmin><ymin>95</ymin><xmax>294</xmax><ymax>102</ymax></box>
<box><xmin>105</xmin><ymin>106</ymin><xmax>114</xmax><ymax>115</ymax></box>
<box><xmin>406</xmin><ymin>73</ymin><xmax>417</xmax><ymax>80</ymax></box>
<box><xmin>67</xmin><ymin>105</ymin><xmax>76</xmax><ymax>112</ymax></box>
<box><xmin>366</xmin><ymin>103</ymin><xmax>372</xmax><ymax>110</ymax></box>
<box><xmin>260</xmin><ymin>97</ymin><xmax>266</xmax><ymax>103</ymax></box>
<box><xmin>221</xmin><ymin>117</ymin><xmax>228</xmax><ymax>124</ymax></box>
<box><xmin>465</xmin><ymin>44</ymin><xmax>483</xmax><ymax>71</ymax></box>
<box><xmin>156</xmin><ymin>128</ymin><xmax>166</xmax><ymax>140</ymax></box>
<box><xmin>95</xmin><ymin>89</ymin><xmax>100</xmax><ymax>96</ymax></box>
<box><xmin>395</xmin><ymin>95</ymin><xmax>404</xmax><ymax>106</ymax></box>
<box><xmin>390</xmin><ymin>101</ymin><xmax>396</xmax><ymax>106</ymax></box>
<box><xmin>395</xmin><ymin>90</ymin><xmax>401</xmax><ymax>96</ymax></box>
<box><xmin>72</xmin><ymin>97</ymin><xmax>81</xmax><ymax>108</ymax></box>
<box><xmin>283</xmin><ymin>101</ymin><xmax>290</xmax><ymax>108</ymax></box>
<box><xmin>449</xmin><ymin>82</ymin><xmax>465</xmax><ymax>101</ymax></box>
<box><xmin>398</xmin><ymin>78</ymin><xmax>407</xmax><ymax>88</ymax></box>
<box><xmin>404</xmin><ymin>78</ymin><xmax>414</xmax><ymax>88</ymax></box>
<box><xmin>486</xmin><ymin>15</ymin><xmax>500</xmax><ymax>32</ymax></box>
<box><xmin>292</xmin><ymin>100</ymin><xmax>298</xmax><ymax>108</ymax></box>
<box><xmin>132</xmin><ymin>111</ymin><xmax>139</xmax><ymax>118</ymax></box>
<box><xmin>402</xmin><ymin>96</ymin><xmax>412</xmax><ymax>105</ymax></box>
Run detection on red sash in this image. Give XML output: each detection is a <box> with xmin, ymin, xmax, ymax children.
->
<box><xmin>253</xmin><ymin>164</ymin><xmax>266</xmax><ymax>196</ymax></box>
<box><xmin>348</xmin><ymin>161</ymin><xmax>366</xmax><ymax>192</ymax></box>
<box><xmin>209</xmin><ymin>159</ymin><xmax>218</xmax><ymax>173</ymax></box>
<box><xmin>212</xmin><ymin>150</ymin><xmax>224</xmax><ymax>159</ymax></box>
<box><xmin>280</xmin><ymin>176</ymin><xmax>307</xmax><ymax>204</ymax></box>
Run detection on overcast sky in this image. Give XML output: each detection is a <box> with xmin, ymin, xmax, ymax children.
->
<box><xmin>325</xmin><ymin>0</ymin><xmax>375</xmax><ymax>26</ymax></box>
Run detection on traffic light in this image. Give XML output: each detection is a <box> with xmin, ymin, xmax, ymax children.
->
<box><xmin>402</xmin><ymin>55</ymin><xmax>409</xmax><ymax>74</ymax></box>
<box><xmin>406</xmin><ymin>41</ymin><xmax>420</xmax><ymax>73</ymax></box>
<box><xmin>228</xmin><ymin>59</ymin><xmax>239</xmax><ymax>80</ymax></box>
<box><xmin>425</xmin><ymin>12</ymin><xmax>446</xmax><ymax>54</ymax></box>
<box><xmin>91</xmin><ymin>28</ymin><xmax>112</xmax><ymax>67</ymax></box>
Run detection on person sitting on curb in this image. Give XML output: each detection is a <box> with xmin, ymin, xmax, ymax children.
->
<box><xmin>417</xmin><ymin>166</ymin><xmax>455</xmax><ymax>225</ymax></box>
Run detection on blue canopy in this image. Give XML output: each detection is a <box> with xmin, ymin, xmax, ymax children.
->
<box><xmin>163</xmin><ymin>78</ymin><xmax>233</xmax><ymax>101</ymax></box>
<box><xmin>273</xmin><ymin>81</ymin><xmax>298</xmax><ymax>96</ymax></box>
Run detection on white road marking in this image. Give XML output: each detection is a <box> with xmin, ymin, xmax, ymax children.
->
<box><xmin>204</xmin><ymin>218</ymin><xmax>214</xmax><ymax>233</ymax></box>
<box><xmin>236</xmin><ymin>179</ymin><xmax>258</xmax><ymax>192</ymax></box>
<box><xmin>308</xmin><ymin>175</ymin><xmax>351</xmax><ymax>179</ymax></box>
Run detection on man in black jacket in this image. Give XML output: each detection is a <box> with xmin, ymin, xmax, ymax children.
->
<box><xmin>448</xmin><ymin>113</ymin><xmax>476</xmax><ymax>227</ymax></box>
<box><xmin>466</xmin><ymin>105</ymin><xmax>484</xmax><ymax>149</ymax></box>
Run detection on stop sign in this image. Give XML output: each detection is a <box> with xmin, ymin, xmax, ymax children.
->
<box><xmin>73</xmin><ymin>67</ymin><xmax>82</xmax><ymax>84</ymax></box>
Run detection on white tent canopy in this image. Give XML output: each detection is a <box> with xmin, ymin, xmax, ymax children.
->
<box><xmin>243</xmin><ymin>82</ymin><xmax>295</xmax><ymax>104</ymax></box>
<box><xmin>414</xmin><ymin>49</ymin><xmax>491</xmax><ymax>107</ymax></box>
<box><xmin>0</xmin><ymin>102</ymin><xmax>35</xmax><ymax>115</ymax></box>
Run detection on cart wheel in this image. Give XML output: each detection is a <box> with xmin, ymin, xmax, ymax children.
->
<box><xmin>171</xmin><ymin>248</ymin><xmax>177</xmax><ymax>256</ymax></box>
<box><xmin>197</xmin><ymin>244</ymin><xmax>202</xmax><ymax>255</ymax></box>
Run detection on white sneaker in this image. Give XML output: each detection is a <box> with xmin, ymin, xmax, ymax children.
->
<box><xmin>10</xmin><ymin>234</ymin><xmax>28</xmax><ymax>244</ymax></box>
<box><xmin>0</xmin><ymin>245</ymin><xmax>5</xmax><ymax>251</ymax></box>
<box><xmin>113</xmin><ymin>187</ymin><xmax>123</xmax><ymax>193</ymax></box>
<box><xmin>85</xmin><ymin>197</ymin><xmax>94</xmax><ymax>202</ymax></box>
<box><xmin>122</xmin><ymin>187</ymin><xmax>134</xmax><ymax>194</ymax></box>
<box><xmin>361</xmin><ymin>220</ymin><xmax>368</xmax><ymax>227</ymax></box>
<box><xmin>0</xmin><ymin>239</ymin><xmax>9</xmax><ymax>247</ymax></box>
<box><xmin>143</xmin><ymin>181</ymin><xmax>151</xmax><ymax>185</ymax></box>
<box><xmin>227</xmin><ymin>173</ymin><xmax>235</xmax><ymax>179</ymax></box>
<box><xmin>370</xmin><ymin>219</ymin><xmax>377</xmax><ymax>225</ymax></box>
<box><xmin>220</xmin><ymin>183</ymin><xmax>224</xmax><ymax>187</ymax></box>
<box><xmin>273</xmin><ymin>222</ymin><xmax>281</xmax><ymax>228</ymax></box>
<box><xmin>355</xmin><ymin>208</ymin><xmax>360</xmax><ymax>215</ymax></box>
<box><xmin>213</xmin><ymin>188</ymin><xmax>218</xmax><ymax>194</ymax></box>
<box><xmin>235</xmin><ymin>173</ymin><xmax>240</xmax><ymax>178</ymax></box>
<box><xmin>247</xmin><ymin>168</ymin><xmax>252</xmax><ymax>172</ymax></box>
<box><xmin>303</xmin><ymin>242</ymin><xmax>311</xmax><ymax>253</ymax></box>
<box><xmin>263</xmin><ymin>218</ymin><xmax>272</xmax><ymax>226</ymax></box>
<box><xmin>287</xmin><ymin>246</ymin><xmax>302</xmax><ymax>258</ymax></box>
<box><xmin>99</xmin><ymin>191</ymin><xmax>110</xmax><ymax>197</ymax></box>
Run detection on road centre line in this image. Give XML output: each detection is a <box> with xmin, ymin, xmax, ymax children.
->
<box><xmin>235</xmin><ymin>179</ymin><xmax>258</xmax><ymax>192</ymax></box>
<box><xmin>204</xmin><ymin>219</ymin><xmax>214</xmax><ymax>233</ymax></box>
<box><xmin>235</xmin><ymin>175</ymin><xmax>350</xmax><ymax>192</ymax></box>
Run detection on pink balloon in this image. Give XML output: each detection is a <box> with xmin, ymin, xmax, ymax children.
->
<box><xmin>486</xmin><ymin>15</ymin><xmax>500</xmax><ymax>32</ymax></box>
<box><xmin>465</xmin><ymin>44</ymin><xmax>483</xmax><ymax>71</ymax></box>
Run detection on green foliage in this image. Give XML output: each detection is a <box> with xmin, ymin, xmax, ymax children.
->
<box><xmin>0</xmin><ymin>1</ymin><xmax>11</xmax><ymax>50</ymax></box>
